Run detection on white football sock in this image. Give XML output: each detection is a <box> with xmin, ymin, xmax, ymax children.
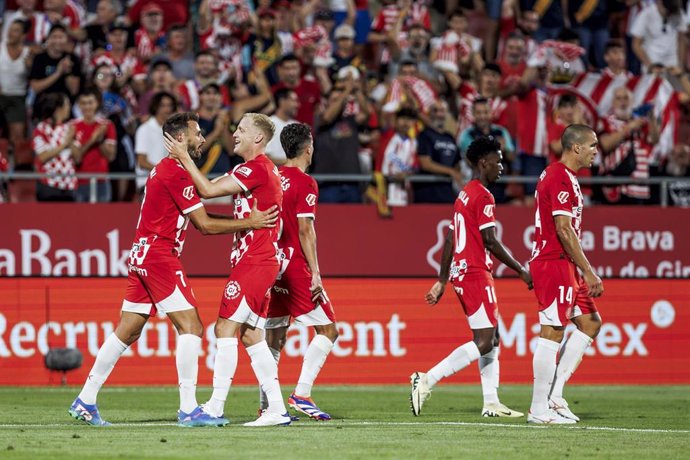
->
<box><xmin>207</xmin><ymin>337</ymin><xmax>238</xmax><ymax>417</ymax></box>
<box><xmin>259</xmin><ymin>346</ymin><xmax>281</xmax><ymax>410</ymax></box>
<box><xmin>479</xmin><ymin>346</ymin><xmax>500</xmax><ymax>405</ymax></box>
<box><xmin>530</xmin><ymin>338</ymin><xmax>560</xmax><ymax>415</ymax></box>
<box><xmin>176</xmin><ymin>334</ymin><xmax>201</xmax><ymax>414</ymax></box>
<box><xmin>77</xmin><ymin>333</ymin><xmax>128</xmax><ymax>405</ymax></box>
<box><xmin>427</xmin><ymin>341</ymin><xmax>481</xmax><ymax>388</ymax></box>
<box><xmin>294</xmin><ymin>334</ymin><xmax>334</xmax><ymax>397</ymax></box>
<box><xmin>247</xmin><ymin>341</ymin><xmax>286</xmax><ymax>414</ymax></box>
<box><xmin>550</xmin><ymin>329</ymin><xmax>593</xmax><ymax>400</ymax></box>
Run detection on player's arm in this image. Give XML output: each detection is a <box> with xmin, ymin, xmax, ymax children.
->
<box><xmin>481</xmin><ymin>227</ymin><xmax>533</xmax><ymax>289</ymax></box>
<box><xmin>425</xmin><ymin>229</ymin><xmax>453</xmax><ymax>305</ymax></box>
<box><xmin>298</xmin><ymin>217</ymin><xmax>324</xmax><ymax>302</ymax></box>
<box><xmin>554</xmin><ymin>215</ymin><xmax>604</xmax><ymax>297</ymax></box>
<box><xmin>188</xmin><ymin>202</ymin><xmax>279</xmax><ymax>235</ymax></box>
<box><xmin>163</xmin><ymin>132</ymin><xmax>243</xmax><ymax>198</ymax></box>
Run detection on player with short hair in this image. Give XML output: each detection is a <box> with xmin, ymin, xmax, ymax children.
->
<box><xmin>69</xmin><ymin>112</ymin><xmax>279</xmax><ymax>427</ymax></box>
<box><xmin>258</xmin><ymin>122</ymin><xmax>339</xmax><ymax>421</ymax></box>
<box><xmin>411</xmin><ymin>136</ymin><xmax>532</xmax><ymax>418</ymax></box>
<box><xmin>166</xmin><ymin>112</ymin><xmax>291</xmax><ymax>427</ymax></box>
<box><xmin>528</xmin><ymin>124</ymin><xmax>603</xmax><ymax>424</ymax></box>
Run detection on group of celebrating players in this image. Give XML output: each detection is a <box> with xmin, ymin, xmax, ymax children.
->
<box><xmin>67</xmin><ymin>110</ymin><xmax>603</xmax><ymax>427</ymax></box>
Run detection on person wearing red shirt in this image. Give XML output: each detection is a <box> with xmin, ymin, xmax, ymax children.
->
<box><xmin>69</xmin><ymin>112</ymin><xmax>278</xmax><ymax>427</ymax></box>
<box><xmin>410</xmin><ymin>136</ymin><xmax>532</xmax><ymax>419</ymax></box>
<box><xmin>168</xmin><ymin>112</ymin><xmax>291</xmax><ymax>427</ymax></box>
<box><xmin>528</xmin><ymin>124</ymin><xmax>603</xmax><ymax>424</ymax></box>
<box><xmin>272</xmin><ymin>53</ymin><xmax>321</xmax><ymax>127</ymax></box>
<box><xmin>72</xmin><ymin>89</ymin><xmax>116</xmax><ymax>202</ymax></box>
<box><xmin>259</xmin><ymin>123</ymin><xmax>339</xmax><ymax>421</ymax></box>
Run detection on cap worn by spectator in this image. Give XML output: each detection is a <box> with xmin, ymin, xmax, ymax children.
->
<box><xmin>141</xmin><ymin>3</ymin><xmax>163</xmax><ymax>16</ymax></box>
<box><xmin>334</xmin><ymin>24</ymin><xmax>355</xmax><ymax>40</ymax></box>
<box><xmin>257</xmin><ymin>8</ymin><xmax>277</xmax><ymax>19</ymax></box>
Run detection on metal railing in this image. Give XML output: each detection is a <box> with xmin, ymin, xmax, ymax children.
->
<box><xmin>1</xmin><ymin>171</ymin><xmax>690</xmax><ymax>207</ymax></box>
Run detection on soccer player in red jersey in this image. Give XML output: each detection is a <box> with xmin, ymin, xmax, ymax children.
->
<box><xmin>69</xmin><ymin>112</ymin><xmax>278</xmax><ymax>427</ymax></box>
<box><xmin>527</xmin><ymin>124</ymin><xmax>603</xmax><ymax>424</ymax></box>
<box><xmin>410</xmin><ymin>137</ymin><xmax>532</xmax><ymax>418</ymax></box>
<box><xmin>256</xmin><ymin>123</ymin><xmax>339</xmax><ymax>421</ymax></box>
<box><xmin>166</xmin><ymin>113</ymin><xmax>290</xmax><ymax>427</ymax></box>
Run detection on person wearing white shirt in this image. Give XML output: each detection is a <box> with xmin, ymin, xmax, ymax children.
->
<box><xmin>0</xmin><ymin>18</ymin><xmax>31</xmax><ymax>147</ymax></box>
<box><xmin>266</xmin><ymin>88</ymin><xmax>299</xmax><ymax>165</ymax></box>
<box><xmin>631</xmin><ymin>0</ymin><xmax>688</xmax><ymax>71</ymax></box>
<box><xmin>135</xmin><ymin>91</ymin><xmax>177</xmax><ymax>191</ymax></box>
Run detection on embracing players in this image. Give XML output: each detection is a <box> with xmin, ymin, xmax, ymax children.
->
<box><xmin>259</xmin><ymin>123</ymin><xmax>339</xmax><ymax>421</ymax></box>
<box><xmin>166</xmin><ymin>112</ymin><xmax>291</xmax><ymax>426</ymax></box>
<box><xmin>410</xmin><ymin>136</ymin><xmax>532</xmax><ymax>418</ymax></box>
<box><xmin>527</xmin><ymin>124</ymin><xmax>603</xmax><ymax>424</ymax></box>
<box><xmin>69</xmin><ymin>112</ymin><xmax>278</xmax><ymax>427</ymax></box>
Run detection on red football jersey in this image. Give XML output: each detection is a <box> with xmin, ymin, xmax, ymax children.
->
<box><xmin>73</xmin><ymin>118</ymin><xmax>116</xmax><ymax>185</ymax></box>
<box><xmin>130</xmin><ymin>158</ymin><xmax>203</xmax><ymax>263</ymax></box>
<box><xmin>531</xmin><ymin>162</ymin><xmax>584</xmax><ymax>262</ymax></box>
<box><xmin>448</xmin><ymin>179</ymin><xmax>496</xmax><ymax>280</ymax></box>
<box><xmin>229</xmin><ymin>154</ymin><xmax>283</xmax><ymax>267</ymax></box>
<box><xmin>276</xmin><ymin>166</ymin><xmax>318</xmax><ymax>278</ymax></box>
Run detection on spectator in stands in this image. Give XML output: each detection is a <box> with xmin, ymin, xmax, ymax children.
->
<box><xmin>664</xmin><ymin>143</ymin><xmax>690</xmax><ymax>206</ymax></box>
<box><xmin>91</xmin><ymin>22</ymin><xmax>146</xmax><ymax>94</ymax></box>
<box><xmin>134</xmin><ymin>91</ymin><xmax>176</xmax><ymax>193</ymax></box>
<box><xmin>43</xmin><ymin>0</ymin><xmax>85</xmax><ymax>42</ymax></box>
<box><xmin>497</xmin><ymin>32</ymin><xmax>527</xmax><ymax>89</ymax></box>
<box><xmin>599</xmin><ymin>86</ymin><xmax>660</xmax><ymax>204</ymax></box>
<box><xmin>272</xmin><ymin>53</ymin><xmax>321</xmax><ymax>127</ymax></box>
<box><xmin>2</xmin><ymin>0</ymin><xmax>40</xmax><ymax>46</ymax></box>
<box><xmin>32</xmin><ymin>92</ymin><xmax>78</xmax><ymax>201</ymax></box>
<box><xmin>457</xmin><ymin>97</ymin><xmax>515</xmax><ymax>203</ymax></box>
<box><xmin>195</xmin><ymin>83</ymin><xmax>234</xmax><ymax>176</ymax></box>
<box><xmin>176</xmin><ymin>51</ymin><xmax>226</xmax><ymax>111</ymax></box>
<box><xmin>547</xmin><ymin>94</ymin><xmax>585</xmax><ymax>163</ymax></box>
<box><xmin>136</xmin><ymin>57</ymin><xmax>176</xmax><ymax>120</ymax></box>
<box><xmin>390</xmin><ymin>23</ymin><xmax>437</xmax><ymax>83</ymax></box>
<box><xmin>82</xmin><ymin>0</ymin><xmax>122</xmax><ymax>53</ymax></box>
<box><xmin>312</xmin><ymin>73</ymin><xmax>369</xmax><ymax>203</ymax></box>
<box><xmin>29</xmin><ymin>24</ymin><xmax>82</xmax><ymax>111</ymax></box>
<box><xmin>245</xmin><ymin>8</ymin><xmax>282</xmax><ymax>83</ymax></box>
<box><xmin>0</xmin><ymin>19</ymin><xmax>31</xmax><ymax>152</ymax></box>
<box><xmin>226</xmin><ymin>70</ymin><xmax>273</xmax><ymax>137</ymax></box>
<box><xmin>522</xmin><ymin>3</ymin><xmax>566</xmax><ymax>43</ymax></box>
<box><xmin>457</xmin><ymin>63</ymin><xmax>510</xmax><ymax>138</ymax></box>
<box><xmin>133</xmin><ymin>3</ymin><xmax>166</xmax><ymax>63</ymax></box>
<box><xmin>380</xmin><ymin>107</ymin><xmax>418</xmax><ymax>207</ymax></box>
<box><xmin>569</xmin><ymin>0</ymin><xmax>610</xmax><ymax>70</ymax></box>
<box><xmin>158</xmin><ymin>24</ymin><xmax>195</xmax><ymax>81</ymax></box>
<box><xmin>602</xmin><ymin>39</ymin><xmax>631</xmax><ymax>77</ymax></box>
<box><xmin>631</xmin><ymin>0</ymin><xmax>687</xmax><ymax>72</ymax></box>
<box><xmin>127</xmin><ymin>0</ymin><xmax>188</xmax><ymax>31</ymax></box>
<box><xmin>413</xmin><ymin>100</ymin><xmax>461</xmax><ymax>203</ymax></box>
<box><xmin>327</xmin><ymin>24</ymin><xmax>364</xmax><ymax>86</ymax></box>
<box><xmin>72</xmin><ymin>89</ymin><xmax>116</xmax><ymax>202</ymax></box>
<box><xmin>266</xmin><ymin>88</ymin><xmax>299</xmax><ymax>165</ymax></box>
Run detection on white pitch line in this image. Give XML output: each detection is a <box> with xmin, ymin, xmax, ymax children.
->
<box><xmin>0</xmin><ymin>421</ymin><xmax>688</xmax><ymax>434</ymax></box>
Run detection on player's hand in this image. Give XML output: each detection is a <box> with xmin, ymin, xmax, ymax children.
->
<box><xmin>310</xmin><ymin>272</ymin><xmax>324</xmax><ymax>303</ymax></box>
<box><xmin>163</xmin><ymin>132</ymin><xmax>191</xmax><ymax>163</ymax></box>
<box><xmin>583</xmin><ymin>269</ymin><xmax>604</xmax><ymax>298</ymax></box>
<box><xmin>424</xmin><ymin>281</ymin><xmax>446</xmax><ymax>305</ymax></box>
<box><xmin>519</xmin><ymin>267</ymin><xmax>533</xmax><ymax>290</ymax></box>
<box><xmin>247</xmin><ymin>202</ymin><xmax>279</xmax><ymax>229</ymax></box>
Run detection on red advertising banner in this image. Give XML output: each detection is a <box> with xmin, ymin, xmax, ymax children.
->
<box><xmin>0</xmin><ymin>204</ymin><xmax>688</xmax><ymax>277</ymax></box>
<box><xmin>0</xmin><ymin>278</ymin><xmax>688</xmax><ymax>385</ymax></box>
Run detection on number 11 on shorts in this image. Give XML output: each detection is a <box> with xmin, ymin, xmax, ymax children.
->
<box><xmin>558</xmin><ymin>285</ymin><xmax>573</xmax><ymax>304</ymax></box>
<box><xmin>485</xmin><ymin>286</ymin><xmax>497</xmax><ymax>304</ymax></box>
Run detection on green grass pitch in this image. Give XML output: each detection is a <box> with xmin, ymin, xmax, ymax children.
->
<box><xmin>0</xmin><ymin>385</ymin><xmax>688</xmax><ymax>459</ymax></box>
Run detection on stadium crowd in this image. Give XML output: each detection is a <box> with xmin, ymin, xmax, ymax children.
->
<box><xmin>1</xmin><ymin>0</ymin><xmax>690</xmax><ymax>205</ymax></box>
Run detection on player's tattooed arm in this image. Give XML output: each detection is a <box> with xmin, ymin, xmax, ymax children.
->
<box><xmin>481</xmin><ymin>226</ymin><xmax>533</xmax><ymax>289</ymax></box>
<box><xmin>554</xmin><ymin>215</ymin><xmax>604</xmax><ymax>297</ymax></box>
<box><xmin>425</xmin><ymin>230</ymin><xmax>453</xmax><ymax>305</ymax></box>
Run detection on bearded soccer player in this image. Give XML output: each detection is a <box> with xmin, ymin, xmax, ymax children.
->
<box><xmin>69</xmin><ymin>112</ymin><xmax>278</xmax><ymax>427</ymax></box>
<box><xmin>528</xmin><ymin>124</ymin><xmax>603</xmax><ymax>424</ymax></box>
<box><xmin>166</xmin><ymin>113</ymin><xmax>290</xmax><ymax>427</ymax></box>
<box><xmin>411</xmin><ymin>136</ymin><xmax>532</xmax><ymax>418</ymax></box>
<box><xmin>258</xmin><ymin>123</ymin><xmax>339</xmax><ymax>421</ymax></box>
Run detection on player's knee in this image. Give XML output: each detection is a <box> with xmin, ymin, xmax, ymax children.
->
<box><xmin>580</xmin><ymin>319</ymin><xmax>602</xmax><ymax>339</ymax></box>
<box><xmin>475</xmin><ymin>339</ymin><xmax>494</xmax><ymax>355</ymax></box>
<box><xmin>315</xmin><ymin>323</ymin><xmax>338</xmax><ymax>342</ymax></box>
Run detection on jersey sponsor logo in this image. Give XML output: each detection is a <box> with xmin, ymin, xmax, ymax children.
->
<box><xmin>558</xmin><ymin>191</ymin><xmax>570</xmax><ymax>204</ymax></box>
<box><xmin>306</xmin><ymin>193</ymin><xmax>317</xmax><ymax>207</ymax></box>
<box><xmin>273</xmin><ymin>285</ymin><xmax>289</xmax><ymax>295</ymax></box>
<box><xmin>483</xmin><ymin>204</ymin><xmax>495</xmax><ymax>218</ymax></box>
<box><xmin>280</xmin><ymin>176</ymin><xmax>290</xmax><ymax>191</ymax></box>
<box><xmin>182</xmin><ymin>185</ymin><xmax>194</xmax><ymax>200</ymax></box>
<box><xmin>224</xmin><ymin>280</ymin><xmax>241</xmax><ymax>300</ymax></box>
<box><xmin>235</xmin><ymin>166</ymin><xmax>252</xmax><ymax>178</ymax></box>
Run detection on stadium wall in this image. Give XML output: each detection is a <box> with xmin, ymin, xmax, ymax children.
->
<box><xmin>0</xmin><ymin>204</ymin><xmax>689</xmax><ymax>278</ymax></box>
<box><xmin>0</xmin><ymin>278</ymin><xmax>688</xmax><ymax>385</ymax></box>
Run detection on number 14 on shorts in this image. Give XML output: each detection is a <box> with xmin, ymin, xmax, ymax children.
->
<box><xmin>558</xmin><ymin>285</ymin><xmax>573</xmax><ymax>304</ymax></box>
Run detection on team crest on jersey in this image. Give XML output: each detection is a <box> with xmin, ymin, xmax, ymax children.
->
<box><xmin>182</xmin><ymin>186</ymin><xmax>194</xmax><ymax>200</ymax></box>
<box><xmin>224</xmin><ymin>281</ymin><xmax>241</xmax><ymax>300</ymax></box>
<box><xmin>280</xmin><ymin>176</ymin><xmax>290</xmax><ymax>191</ymax></box>
<box><xmin>235</xmin><ymin>166</ymin><xmax>252</xmax><ymax>177</ymax></box>
<box><xmin>557</xmin><ymin>191</ymin><xmax>570</xmax><ymax>204</ymax></box>
<box><xmin>483</xmin><ymin>204</ymin><xmax>494</xmax><ymax>218</ymax></box>
<box><xmin>306</xmin><ymin>193</ymin><xmax>317</xmax><ymax>206</ymax></box>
